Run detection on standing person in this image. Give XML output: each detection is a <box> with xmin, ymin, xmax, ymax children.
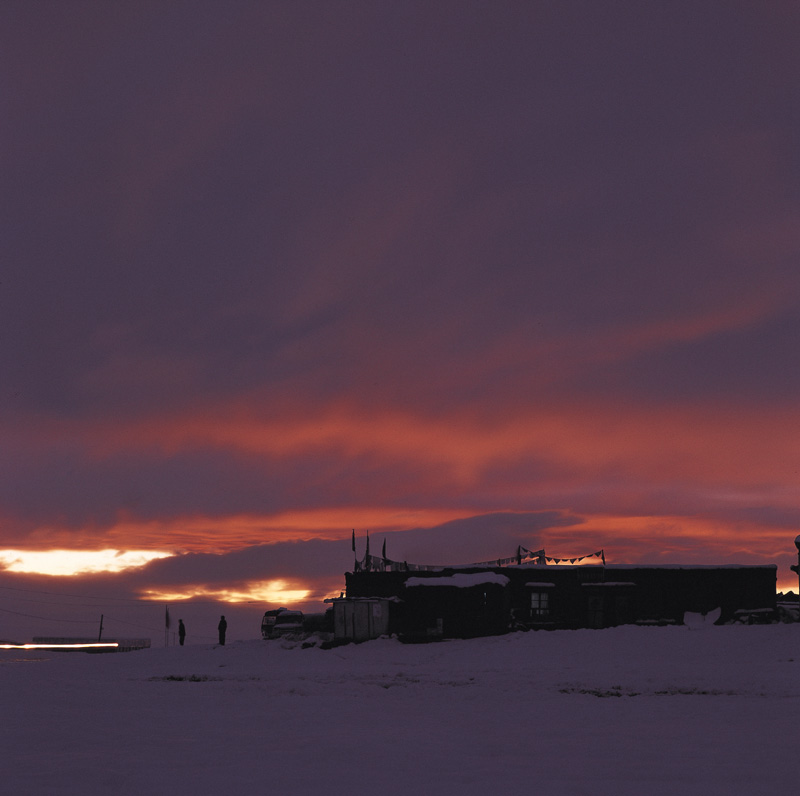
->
<box><xmin>178</xmin><ymin>619</ymin><xmax>186</xmax><ymax>646</ymax></box>
<box><xmin>218</xmin><ymin>615</ymin><xmax>227</xmax><ymax>646</ymax></box>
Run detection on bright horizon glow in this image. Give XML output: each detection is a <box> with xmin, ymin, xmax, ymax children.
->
<box><xmin>0</xmin><ymin>642</ymin><xmax>119</xmax><ymax>650</ymax></box>
<box><xmin>0</xmin><ymin>549</ymin><xmax>173</xmax><ymax>576</ymax></box>
<box><xmin>139</xmin><ymin>579</ymin><xmax>311</xmax><ymax>604</ymax></box>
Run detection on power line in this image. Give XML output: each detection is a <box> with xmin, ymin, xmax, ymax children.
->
<box><xmin>0</xmin><ymin>605</ymin><xmax>97</xmax><ymax>623</ymax></box>
<box><xmin>101</xmin><ymin>615</ymin><xmax>167</xmax><ymax>634</ymax></box>
<box><xmin>0</xmin><ymin>584</ymin><xmax>147</xmax><ymax>603</ymax></box>
<box><xmin>0</xmin><ymin>594</ymin><xmax>137</xmax><ymax>609</ymax></box>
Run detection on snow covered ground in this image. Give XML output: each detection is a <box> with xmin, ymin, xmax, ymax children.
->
<box><xmin>3</xmin><ymin>624</ymin><xmax>800</xmax><ymax>795</ymax></box>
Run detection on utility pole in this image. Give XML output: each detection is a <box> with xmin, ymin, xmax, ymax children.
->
<box><xmin>790</xmin><ymin>536</ymin><xmax>800</xmax><ymax>621</ymax></box>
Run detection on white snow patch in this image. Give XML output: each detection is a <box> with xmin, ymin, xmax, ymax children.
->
<box><xmin>683</xmin><ymin>606</ymin><xmax>722</xmax><ymax>629</ymax></box>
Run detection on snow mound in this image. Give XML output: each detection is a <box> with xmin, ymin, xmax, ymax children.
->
<box><xmin>683</xmin><ymin>606</ymin><xmax>722</xmax><ymax>629</ymax></box>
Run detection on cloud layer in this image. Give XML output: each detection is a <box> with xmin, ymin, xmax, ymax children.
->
<box><xmin>1</xmin><ymin>2</ymin><xmax>799</xmax><ymax>611</ymax></box>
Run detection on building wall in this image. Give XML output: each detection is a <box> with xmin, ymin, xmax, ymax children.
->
<box><xmin>400</xmin><ymin>582</ymin><xmax>511</xmax><ymax>640</ymax></box>
<box><xmin>345</xmin><ymin>564</ymin><xmax>777</xmax><ymax>634</ymax></box>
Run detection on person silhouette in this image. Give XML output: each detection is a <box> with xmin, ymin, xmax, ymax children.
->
<box><xmin>218</xmin><ymin>615</ymin><xmax>227</xmax><ymax>646</ymax></box>
<box><xmin>178</xmin><ymin>619</ymin><xmax>186</xmax><ymax>646</ymax></box>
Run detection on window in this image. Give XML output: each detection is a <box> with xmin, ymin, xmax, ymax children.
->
<box><xmin>530</xmin><ymin>591</ymin><xmax>550</xmax><ymax>618</ymax></box>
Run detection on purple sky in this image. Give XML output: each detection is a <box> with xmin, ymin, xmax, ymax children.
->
<box><xmin>2</xmin><ymin>1</ymin><xmax>800</xmax><ymax>616</ymax></box>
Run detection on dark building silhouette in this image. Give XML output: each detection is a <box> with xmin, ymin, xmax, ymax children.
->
<box><xmin>341</xmin><ymin>548</ymin><xmax>777</xmax><ymax>641</ymax></box>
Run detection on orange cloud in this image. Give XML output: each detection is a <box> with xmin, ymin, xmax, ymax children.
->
<box><xmin>7</xmin><ymin>393</ymin><xmax>800</xmax><ymax>514</ymax></box>
<box><xmin>543</xmin><ymin>513</ymin><xmax>792</xmax><ymax>557</ymax></box>
<box><xmin>62</xmin><ymin>398</ymin><xmax>798</xmax><ymax>496</ymax></box>
<box><xmin>0</xmin><ymin>506</ymin><xmax>478</xmax><ymax>554</ymax></box>
<box><xmin>4</xmin><ymin>395</ymin><xmax>798</xmax><ymax>586</ymax></box>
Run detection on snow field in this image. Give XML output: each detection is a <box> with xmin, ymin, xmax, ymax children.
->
<box><xmin>2</xmin><ymin>624</ymin><xmax>799</xmax><ymax>795</ymax></box>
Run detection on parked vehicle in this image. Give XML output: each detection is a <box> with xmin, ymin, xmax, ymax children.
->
<box><xmin>261</xmin><ymin>608</ymin><xmax>304</xmax><ymax>639</ymax></box>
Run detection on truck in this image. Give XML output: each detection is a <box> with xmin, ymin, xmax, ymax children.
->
<box><xmin>261</xmin><ymin>608</ymin><xmax>304</xmax><ymax>639</ymax></box>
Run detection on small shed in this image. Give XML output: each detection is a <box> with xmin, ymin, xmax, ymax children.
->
<box><xmin>328</xmin><ymin>597</ymin><xmax>393</xmax><ymax>642</ymax></box>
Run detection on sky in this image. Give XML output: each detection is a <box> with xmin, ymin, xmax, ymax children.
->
<box><xmin>2</xmin><ymin>0</ymin><xmax>800</xmax><ymax>625</ymax></box>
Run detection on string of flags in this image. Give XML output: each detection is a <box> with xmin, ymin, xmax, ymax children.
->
<box><xmin>351</xmin><ymin>532</ymin><xmax>605</xmax><ymax>572</ymax></box>
<box><xmin>545</xmin><ymin>550</ymin><xmax>606</xmax><ymax>565</ymax></box>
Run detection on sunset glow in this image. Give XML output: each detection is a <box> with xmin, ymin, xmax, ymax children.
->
<box><xmin>0</xmin><ymin>549</ymin><xmax>173</xmax><ymax>576</ymax></box>
<box><xmin>139</xmin><ymin>580</ymin><xmax>312</xmax><ymax>604</ymax></box>
<box><xmin>2</xmin><ymin>2</ymin><xmax>799</xmax><ymax>632</ymax></box>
